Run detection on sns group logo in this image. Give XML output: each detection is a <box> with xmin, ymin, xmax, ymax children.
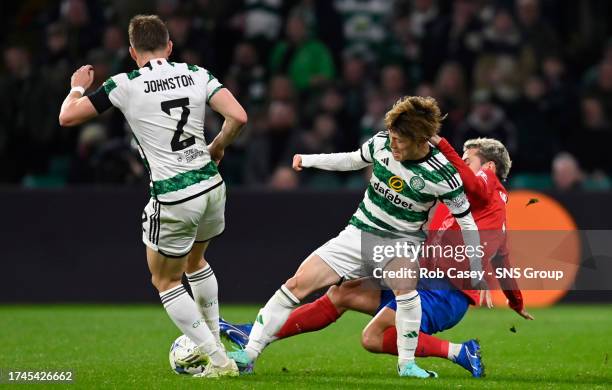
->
<box><xmin>388</xmin><ymin>176</ymin><xmax>405</xmax><ymax>192</ymax></box>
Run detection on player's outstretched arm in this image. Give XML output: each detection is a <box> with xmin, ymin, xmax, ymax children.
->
<box><xmin>491</xmin><ymin>250</ymin><xmax>534</xmax><ymax>320</ymax></box>
<box><xmin>293</xmin><ymin>150</ymin><xmax>370</xmax><ymax>172</ymax></box>
<box><xmin>431</xmin><ymin>135</ymin><xmax>488</xmax><ymax>203</ymax></box>
<box><xmin>208</xmin><ymin>88</ymin><xmax>248</xmax><ymax>163</ymax></box>
<box><xmin>58</xmin><ymin>65</ymin><xmax>98</xmax><ymax>127</ymax></box>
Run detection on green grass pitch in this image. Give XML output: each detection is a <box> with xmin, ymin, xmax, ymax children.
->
<box><xmin>1</xmin><ymin>304</ymin><xmax>610</xmax><ymax>389</ymax></box>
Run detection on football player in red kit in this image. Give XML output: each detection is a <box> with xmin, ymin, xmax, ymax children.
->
<box><xmin>220</xmin><ymin>136</ymin><xmax>533</xmax><ymax>377</ymax></box>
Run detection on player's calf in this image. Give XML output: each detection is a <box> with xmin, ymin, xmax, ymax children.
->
<box><xmin>233</xmin><ymin>254</ymin><xmax>341</xmax><ymax>369</ymax></box>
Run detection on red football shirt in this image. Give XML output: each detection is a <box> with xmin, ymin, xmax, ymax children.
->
<box><xmin>425</xmin><ymin>138</ymin><xmax>522</xmax><ymax>310</ymax></box>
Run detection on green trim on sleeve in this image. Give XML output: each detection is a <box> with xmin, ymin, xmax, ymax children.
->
<box><xmin>207</xmin><ymin>85</ymin><xmax>224</xmax><ymax>103</ymax></box>
<box><xmin>127</xmin><ymin>70</ymin><xmax>141</xmax><ymax>80</ymax></box>
<box><xmin>103</xmin><ymin>78</ymin><xmax>117</xmax><ymax>94</ymax></box>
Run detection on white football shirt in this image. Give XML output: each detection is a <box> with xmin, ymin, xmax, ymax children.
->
<box><xmin>89</xmin><ymin>58</ymin><xmax>224</xmax><ymax>204</ymax></box>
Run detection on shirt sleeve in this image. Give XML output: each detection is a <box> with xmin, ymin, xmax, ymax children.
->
<box><xmin>440</xmin><ymin>186</ymin><xmax>471</xmax><ymax>218</ymax></box>
<box><xmin>205</xmin><ymin>71</ymin><xmax>224</xmax><ymax>103</ymax></box>
<box><xmin>360</xmin><ymin>131</ymin><xmax>388</xmax><ymax>163</ymax></box>
<box><xmin>87</xmin><ymin>75</ymin><xmax>128</xmax><ymax>114</ymax></box>
<box><xmin>491</xmin><ymin>243</ymin><xmax>524</xmax><ymax>311</ymax></box>
<box><xmin>300</xmin><ymin>132</ymin><xmax>385</xmax><ymax>171</ymax></box>
<box><xmin>301</xmin><ymin>150</ymin><xmax>370</xmax><ymax>171</ymax></box>
<box><xmin>437</xmin><ymin>137</ymin><xmax>490</xmax><ymax>205</ymax></box>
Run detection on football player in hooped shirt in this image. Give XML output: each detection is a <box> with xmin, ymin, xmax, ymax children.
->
<box><xmin>228</xmin><ymin>96</ymin><xmax>485</xmax><ymax>379</ymax></box>
<box><xmin>221</xmin><ymin>135</ymin><xmax>533</xmax><ymax>378</ymax></box>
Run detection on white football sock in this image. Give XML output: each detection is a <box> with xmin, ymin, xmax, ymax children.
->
<box><xmin>448</xmin><ymin>343</ymin><xmax>462</xmax><ymax>361</ymax></box>
<box><xmin>160</xmin><ymin>284</ymin><xmax>228</xmax><ymax>367</ymax></box>
<box><xmin>186</xmin><ymin>264</ymin><xmax>221</xmax><ymax>344</ymax></box>
<box><xmin>245</xmin><ymin>285</ymin><xmax>300</xmax><ymax>360</ymax></box>
<box><xmin>395</xmin><ymin>291</ymin><xmax>421</xmax><ymax>367</ymax></box>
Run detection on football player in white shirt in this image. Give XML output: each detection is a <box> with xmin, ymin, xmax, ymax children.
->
<box><xmin>59</xmin><ymin>15</ymin><xmax>246</xmax><ymax>378</ymax></box>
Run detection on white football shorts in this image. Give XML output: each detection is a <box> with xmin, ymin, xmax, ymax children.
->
<box><xmin>142</xmin><ymin>182</ymin><xmax>226</xmax><ymax>257</ymax></box>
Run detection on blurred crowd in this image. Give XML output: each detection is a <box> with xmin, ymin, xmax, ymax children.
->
<box><xmin>1</xmin><ymin>0</ymin><xmax>611</xmax><ymax>191</ymax></box>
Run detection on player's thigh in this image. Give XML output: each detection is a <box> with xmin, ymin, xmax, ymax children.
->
<box><xmin>286</xmin><ymin>254</ymin><xmax>342</xmax><ymax>300</ymax></box>
<box><xmin>327</xmin><ymin>278</ymin><xmax>382</xmax><ymax>315</ymax></box>
<box><xmin>142</xmin><ymin>197</ymin><xmax>204</xmax><ymax>258</ymax></box>
<box><xmin>195</xmin><ymin>183</ymin><xmax>226</xmax><ymax>244</ymax></box>
<box><xmin>313</xmin><ymin>225</ymin><xmax>368</xmax><ymax>280</ymax></box>
<box><xmin>146</xmin><ymin>246</ymin><xmax>188</xmax><ymax>292</ymax></box>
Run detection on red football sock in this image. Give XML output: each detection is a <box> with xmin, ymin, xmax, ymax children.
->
<box><xmin>275</xmin><ymin>294</ymin><xmax>341</xmax><ymax>339</ymax></box>
<box><xmin>381</xmin><ymin>327</ymin><xmax>449</xmax><ymax>359</ymax></box>
<box><xmin>416</xmin><ymin>332</ymin><xmax>449</xmax><ymax>359</ymax></box>
<box><xmin>381</xmin><ymin>326</ymin><xmax>398</xmax><ymax>355</ymax></box>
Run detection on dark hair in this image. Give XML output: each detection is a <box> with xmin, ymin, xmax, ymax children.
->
<box><xmin>128</xmin><ymin>15</ymin><xmax>169</xmax><ymax>52</ymax></box>
<box><xmin>384</xmin><ymin>96</ymin><xmax>444</xmax><ymax>143</ymax></box>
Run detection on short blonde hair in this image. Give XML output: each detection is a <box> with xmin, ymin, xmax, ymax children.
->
<box><xmin>384</xmin><ymin>96</ymin><xmax>444</xmax><ymax>143</ymax></box>
<box><xmin>463</xmin><ymin>138</ymin><xmax>512</xmax><ymax>180</ymax></box>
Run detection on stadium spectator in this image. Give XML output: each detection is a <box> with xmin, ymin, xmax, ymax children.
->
<box><xmin>239</xmin><ymin>0</ymin><xmax>287</xmax><ymax>56</ymax></box>
<box><xmin>515</xmin><ymin>0</ymin><xmax>560</xmax><ymax>68</ymax></box>
<box><xmin>584</xmin><ymin>61</ymin><xmax>612</xmax><ymax>116</ymax></box>
<box><xmin>570</xmin><ymin>97</ymin><xmax>612</xmax><ymax>173</ymax></box>
<box><xmin>552</xmin><ymin>152</ymin><xmax>585</xmax><ymax>191</ymax></box>
<box><xmin>40</xmin><ymin>23</ymin><xmax>74</xmax><ymax>84</ymax></box>
<box><xmin>166</xmin><ymin>10</ymin><xmax>216</xmax><ymax>69</ymax></box>
<box><xmin>312</xmin><ymin>85</ymin><xmax>356</xmax><ymax>150</ymax></box>
<box><xmin>285</xmin><ymin>112</ymin><xmax>338</xmax><ymax>158</ymax></box>
<box><xmin>267</xmin><ymin>75</ymin><xmax>297</xmax><ymax>104</ymax></box>
<box><xmin>513</xmin><ymin>75</ymin><xmax>559</xmax><ymax>172</ymax></box>
<box><xmin>1</xmin><ymin>1</ymin><xmax>611</xmax><ymax>190</ymax></box>
<box><xmin>225</xmin><ymin>41</ymin><xmax>267</xmax><ymax>111</ymax></box>
<box><xmin>339</xmin><ymin>54</ymin><xmax>370</xmax><ymax>134</ymax></box>
<box><xmin>380</xmin><ymin>64</ymin><xmax>408</xmax><ymax>106</ymax></box>
<box><xmin>0</xmin><ymin>46</ymin><xmax>57</xmax><ymax>181</ymax></box>
<box><xmin>333</xmin><ymin>0</ymin><xmax>394</xmax><ymax>63</ymax></box>
<box><xmin>409</xmin><ymin>0</ymin><xmax>440</xmax><ymax>40</ymax></box>
<box><xmin>481</xmin><ymin>7</ymin><xmax>522</xmax><ymax>57</ymax></box>
<box><xmin>415</xmin><ymin>82</ymin><xmax>436</xmax><ymax>99</ymax></box>
<box><xmin>455</xmin><ymin>90</ymin><xmax>517</xmax><ymax>154</ymax></box>
<box><xmin>59</xmin><ymin>0</ymin><xmax>104</xmax><ymax>59</ymax></box>
<box><xmin>283</xmin><ymin>112</ymin><xmax>344</xmax><ymax>189</ymax></box>
<box><xmin>244</xmin><ymin>101</ymin><xmax>299</xmax><ymax>185</ymax></box>
<box><xmin>290</xmin><ymin>0</ymin><xmax>344</xmax><ymax>69</ymax></box>
<box><xmin>381</xmin><ymin>16</ymin><xmax>422</xmax><ymax>86</ymax></box>
<box><xmin>359</xmin><ymin>91</ymin><xmax>386</xmax><ymax>141</ymax></box>
<box><xmin>269</xmin><ymin>166</ymin><xmax>299</xmax><ymax>190</ymax></box>
<box><xmin>434</xmin><ymin>61</ymin><xmax>469</xmax><ymax>136</ymax></box>
<box><xmin>540</xmin><ymin>55</ymin><xmax>578</xmax><ymax>135</ymax></box>
<box><xmin>102</xmin><ymin>25</ymin><xmax>131</xmax><ymax>75</ymax></box>
<box><xmin>420</xmin><ymin>0</ymin><xmax>483</xmax><ymax>82</ymax></box>
<box><xmin>269</xmin><ymin>15</ymin><xmax>335</xmax><ymax>92</ymax></box>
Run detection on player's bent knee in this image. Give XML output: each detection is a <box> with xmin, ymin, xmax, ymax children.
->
<box><xmin>360</xmin><ymin>327</ymin><xmax>382</xmax><ymax>353</ymax></box>
<box><xmin>326</xmin><ymin>285</ymin><xmax>349</xmax><ymax>313</ymax></box>
<box><xmin>284</xmin><ymin>276</ymin><xmax>302</xmax><ymax>299</ymax></box>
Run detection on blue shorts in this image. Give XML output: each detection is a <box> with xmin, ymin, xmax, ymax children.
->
<box><xmin>377</xmin><ymin>278</ymin><xmax>469</xmax><ymax>335</ymax></box>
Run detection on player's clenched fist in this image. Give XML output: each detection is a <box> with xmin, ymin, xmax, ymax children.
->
<box><xmin>71</xmin><ymin>65</ymin><xmax>94</xmax><ymax>90</ymax></box>
<box><xmin>292</xmin><ymin>154</ymin><xmax>303</xmax><ymax>171</ymax></box>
